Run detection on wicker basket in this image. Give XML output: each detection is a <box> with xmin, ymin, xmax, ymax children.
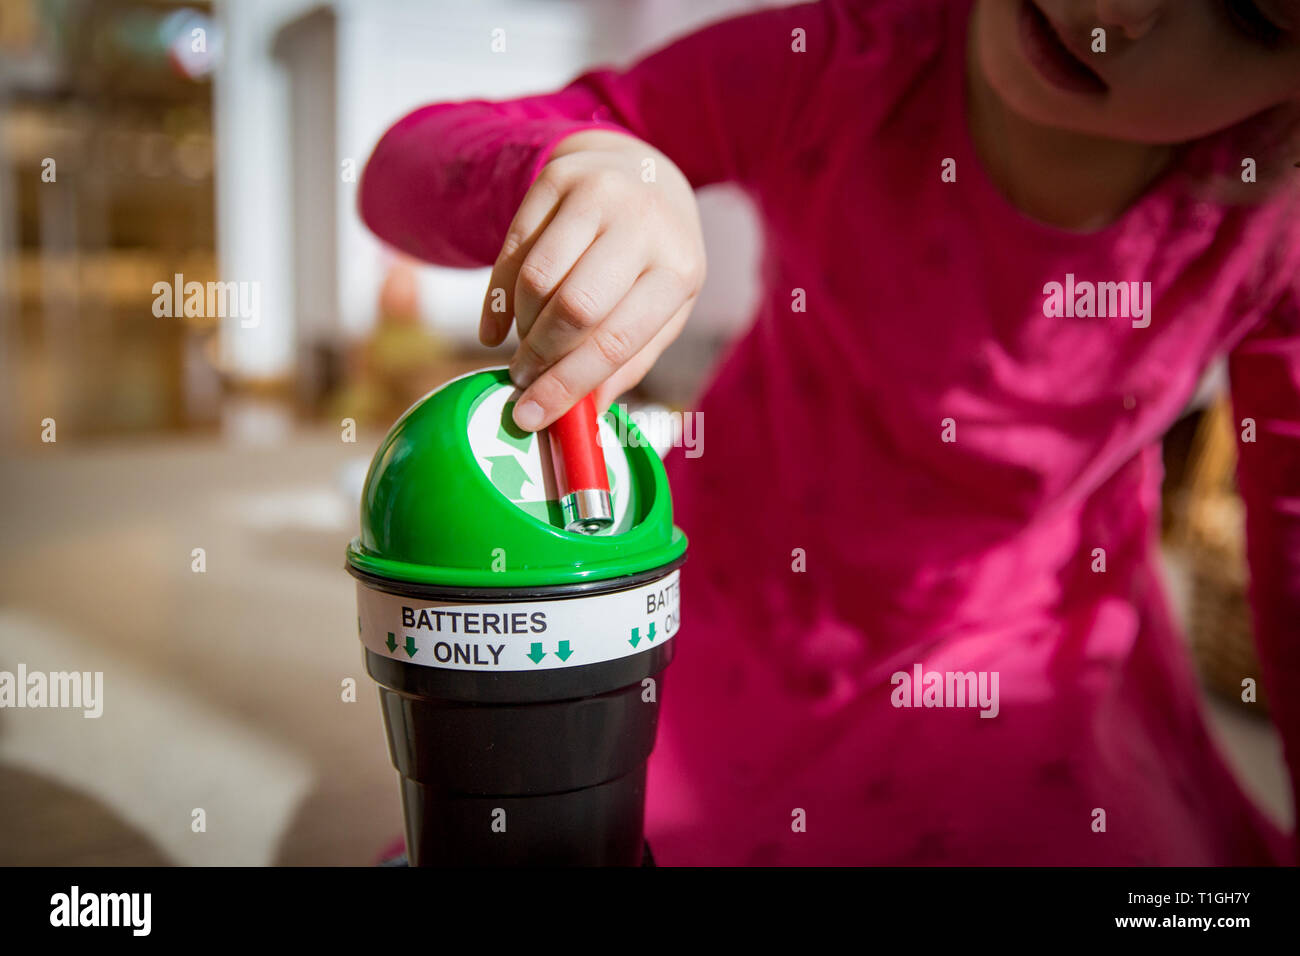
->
<box><xmin>1168</xmin><ymin>398</ymin><xmax>1268</xmax><ymax>714</ymax></box>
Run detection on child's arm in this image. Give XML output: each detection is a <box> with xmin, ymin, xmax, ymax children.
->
<box><xmin>359</xmin><ymin>1</ymin><xmax>831</xmax><ymax>266</ymax></box>
<box><xmin>357</xmin><ymin>1</ymin><xmax>837</xmax><ymax>425</ymax></box>
<box><xmin>1229</xmin><ymin>290</ymin><xmax>1300</xmax><ymax>861</ymax></box>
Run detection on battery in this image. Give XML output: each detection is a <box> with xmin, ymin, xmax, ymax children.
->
<box><xmin>548</xmin><ymin>393</ymin><xmax>614</xmax><ymax>534</ymax></box>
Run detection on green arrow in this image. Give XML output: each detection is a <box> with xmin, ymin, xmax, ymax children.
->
<box><xmin>526</xmin><ymin>643</ymin><xmax>546</xmax><ymax>664</ymax></box>
<box><xmin>498</xmin><ymin>404</ymin><xmax>534</xmax><ymax>451</ymax></box>
<box><xmin>404</xmin><ymin>635</ymin><xmax>418</xmax><ymax>658</ymax></box>
<box><xmin>486</xmin><ymin>455</ymin><xmax>531</xmax><ymax>499</ymax></box>
<box><xmin>555</xmin><ymin>640</ymin><xmax>573</xmax><ymax>662</ymax></box>
<box><xmin>646</xmin><ymin>621</ymin><xmax>657</xmax><ymax>643</ymax></box>
<box><xmin>629</xmin><ymin>627</ymin><xmax>640</xmax><ymax>648</ymax></box>
<box><xmin>385</xmin><ymin>632</ymin><xmax>398</xmax><ymax>652</ymax></box>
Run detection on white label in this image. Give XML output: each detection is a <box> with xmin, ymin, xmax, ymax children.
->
<box><xmin>356</xmin><ymin>571</ymin><xmax>680</xmax><ymax>671</ymax></box>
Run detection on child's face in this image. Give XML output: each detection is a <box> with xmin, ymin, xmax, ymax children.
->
<box><xmin>974</xmin><ymin>0</ymin><xmax>1300</xmax><ymax>142</ymax></box>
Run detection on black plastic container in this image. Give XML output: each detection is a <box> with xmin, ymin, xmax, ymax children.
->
<box><xmin>353</xmin><ymin>564</ymin><xmax>682</xmax><ymax>866</ymax></box>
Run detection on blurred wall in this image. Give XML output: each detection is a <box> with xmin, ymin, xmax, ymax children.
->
<box><xmin>214</xmin><ymin>0</ymin><xmax>319</xmax><ymax>381</ymax></box>
<box><xmin>335</xmin><ymin>0</ymin><xmax>602</xmax><ymax>344</ymax></box>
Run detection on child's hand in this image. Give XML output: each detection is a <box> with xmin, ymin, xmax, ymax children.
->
<box><xmin>480</xmin><ymin>129</ymin><xmax>706</xmax><ymax>432</ymax></box>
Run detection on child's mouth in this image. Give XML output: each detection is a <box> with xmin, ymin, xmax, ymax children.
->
<box><xmin>1017</xmin><ymin>0</ymin><xmax>1109</xmax><ymax>97</ymax></box>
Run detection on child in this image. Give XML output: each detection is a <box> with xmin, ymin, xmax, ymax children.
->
<box><xmin>359</xmin><ymin>0</ymin><xmax>1300</xmax><ymax>864</ymax></box>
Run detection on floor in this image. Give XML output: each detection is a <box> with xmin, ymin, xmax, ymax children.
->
<box><xmin>0</xmin><ymin>430</ymin><xmax>397</xmax><ymax>865</ymax></box>
<box><xmin>0</xmin><ymin>431</ymin><xmax>1290</xmax><ymax>864</ymax></box>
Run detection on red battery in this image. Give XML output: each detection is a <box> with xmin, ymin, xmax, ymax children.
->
<box><xmin>548</xmin><ymin>393</ymin><xmax>613</xmax><ymax>534</ymax></box>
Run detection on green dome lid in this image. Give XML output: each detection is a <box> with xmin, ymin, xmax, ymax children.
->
<box><xmin>346</xmin><ymin>368</ymin><xmax>686</xmax><ymax>588</ymax></box>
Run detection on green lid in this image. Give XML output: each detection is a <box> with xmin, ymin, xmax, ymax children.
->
<box><xmin>346</xmin><ymin>368</ymin><xmax>686</xmax><ymax>587</ymax></box>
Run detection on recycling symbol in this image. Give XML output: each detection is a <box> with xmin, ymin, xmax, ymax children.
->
<box><xmin>469</xmin><ymin>387</ymin><xmax>624</xmax><ymax>529</ymax></box>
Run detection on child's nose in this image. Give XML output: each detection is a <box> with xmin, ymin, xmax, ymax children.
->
<box><xmin>1093</xmin><ymin>0</ymin><xmax>1162</xmax><ymax>39</ymax></box>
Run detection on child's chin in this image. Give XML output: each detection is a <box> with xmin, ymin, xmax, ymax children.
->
<box><xmin>981</xmin><ymin>50</ymin><xmax>1116</xmax><ymax>138</ymax></box>
<box><xmin>995</xmin><ymin>74</ymin><xmax>1198</xmax><ymax>145</ymax></box>
<box><xmin>975</xmin><ymin>0</ymin><xmax>1114</xmax><ymax>137</ymax></box>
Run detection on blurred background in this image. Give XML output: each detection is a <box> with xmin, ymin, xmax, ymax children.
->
<box><xmin>0</xmin><ymin>0</ymin><xmax>1288</xmax><ymax>864</ymax></box>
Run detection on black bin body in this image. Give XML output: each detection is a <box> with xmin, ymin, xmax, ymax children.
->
<box><xmin>356</xmin><ymin>564</ymin><xmax>680</xmax><ymax>866</ymax></box>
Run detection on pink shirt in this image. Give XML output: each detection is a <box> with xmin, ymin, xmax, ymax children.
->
<box><xmin>360</xmin><ymin>0</ymin><xmax>1300</xmax><ymax>864</ymax></box>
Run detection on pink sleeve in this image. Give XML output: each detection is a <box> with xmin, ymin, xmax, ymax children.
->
<box><xmin>357</xmin><ymin>0</ymin><xmax>837</xmax><ymax>267</ymax></box>
<box><xmin>1229</xmin><ymin>287</ymin><xmax>1300</xmax><ymax>859</ymax></box>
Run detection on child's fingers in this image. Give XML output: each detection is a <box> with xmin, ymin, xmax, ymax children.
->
<box><xmin>509</xmin><ymin>226</ymin><xmax>643</xmax><ymax>389</ymax></box>
<box><xmin>510</xmin><ymin>195</ymin><xmax>602</xmax><ymax>344</ymax></box>
<box><xmin>511</xmin><ymin>267</ymin><xmax>691</xmax><ymax>432</ymax></box>
<box><xmin>479</xmin><ymin>177</ymin><xmax>564</xmax><ymax>346</ymax></box>
<box><xmin>592</xmin><ymin>300</ymin><xmax>692</xmax><ymax>413</ymax></box>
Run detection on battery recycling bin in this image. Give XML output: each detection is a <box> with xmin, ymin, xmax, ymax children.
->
<box><xmin>347</xmin><ymin>369</ymin><xmax>686</xmax><ymax>866</ymax></box>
